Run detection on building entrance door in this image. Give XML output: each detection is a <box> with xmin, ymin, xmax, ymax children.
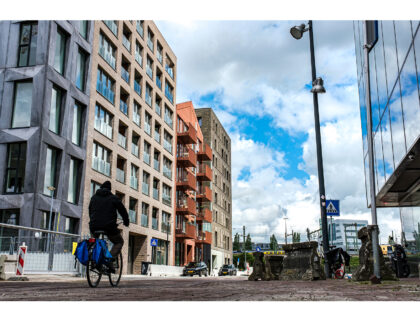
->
<box><xmin>128</xmin><ymin>235</ymin><xmax>135</xmax><ymax>274</ymax></box>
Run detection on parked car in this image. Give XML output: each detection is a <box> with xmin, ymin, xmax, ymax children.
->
<box><xmin>183</xmin><ymin>262</ymin><xmax>208</xmax><ymax>277</ymax></box>
<box><xmin>218</xmin><ymin>264</ymin><xmax>237</xmax><ymax>276</ymax></box>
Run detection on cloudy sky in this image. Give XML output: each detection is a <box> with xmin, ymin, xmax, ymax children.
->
<box><xmin>155</xmin><ymin>20</ymin><xmax>401</xmax><ymax>244</ymax></box>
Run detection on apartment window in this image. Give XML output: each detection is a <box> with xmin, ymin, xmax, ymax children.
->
<box><xmin>131</xmin><ymin>133</ymin><xmax>140</xmax><ymax>157</ymax></box>
<box><xmin>153</xmin><ymin>178</ymin><xmax>160</xmax><ymax>200</ymax></box>
<box><xmin>103</xmin><ymin>20</ymin><xmax>118</xmax><ymax>37</ymax></box>
<box><xmin>154</xmin><ymin>122</ymin><xmax>161</xmax><ymax>143</ymax></box>
<box><xmin>163</xmin><ymin>157</ymin><xmax>172</xmax><ymax>179</ymax></box>
<box><xmin>165</xmin><ymin>82</ymin><xmax>174</xmax><ymax>104</ymax></box>
<box><xmin>67</xmin><ymin>157</ymin><xmax>81</xmax><ymax>204</ymax></box>
<box><xmin>11</xmin><ymin>81</ymin><xmax>33</xmax><ymax>128</ymax></box>
<box><xmin>135</xmin><ymin>42</ymin><xmax>143</xmax><ymax>66</ymax></box>
<box><xmin>130</xmin><ymin>164</ymin><xmax>139</xmax><ymax>190</ymax></box>
<box><xmin>165</xmin><ymin>57</ymin><xmax>174</xmax><ymax>79</ymax></box>
<box><xmin>54</xmin><ymin>27</ymin><xmax>67</xmax><ymax>75</ymax></box>
<box><xmin>145</xmin><ymin>83</ymin><xmax>152</xmax><ymax>106</ymax></box>
<box><xmin>155</xmin><ymin>96</ymin><xmax>161</xmax><ymax>116</ymax></box>
<box><xmin>4</xmin><ymin>143</ymin><xmax>26</xmax><ymax>194</ymax></box>
<box><xmin>146</xmin><ymin>56</ymin><xmax>153</xmax><ymax>79</ymax></box>
<box><xmin>99</xmin><ymin>33</ymin><xmax>116</xmax><ymax>69</ymax></box>
<box><xmin>153</xmin><ymin>150</ymin><xmax>160</xmax><ymax>171</ymax></box>
<box><xmin>157</xmin><ymin>43</ymin><xmax>163</xmax><ymax>64</ymax></box>
<box><xmin>94</xmin><ymin>104</ymin><xmax>113</xmax><ymax>139</ymax></box>
<box><xmin>41</xmin><ymin>211</ymin><xmax>56</xmax><ymax>231</ymax></box>
<box><xmin>72</xmin><ymin>102</ymin><xmax>83</xmax><ymax>146</ymax></box>
<box><xmin>162</xmin><ymin>184</ymin><xmax>172</xmax><ymax>207</ymax></box>
<box><xmin>136</xmin><ymin>20</ymin><xmax>144</xmax><ymax>38</ymax></box>
<box><xmin>49</xmin><ymin>86</ymin><xmax>63</xmax><ymax>134</ymax></box>
<box><xmin>18</xmin><ymin>22</ymin><xmax>37</xmax><ymax>67</ymax></box>
<box><xmin>147</xmin><ymin>29</ymin><xmax>154</xmax><ymax>52</ymax></box>
<box><xmin>92</xmin><ymin>142</ymin><xmax>111</xmax><ymax>176</ymax></box>
<box><xmin>43</xmin><ymin>146</ymin><xmax>59</xmax><ymax>196</ymax></box>
<box><xmin>143</xmin><ymin>141</ymin><xmax>151</xmax><ymax>165</ymax></box>
<box><xmin>90</xmin><ymin>180</ymin><xmax>101</xmax><ymax>197</ymax></box>
<box><xmin>96</xmin><ymin>68</ymin><xmax>115</xmax><ymax>104</ymax></box>
<box><xmin>141</xmin><ymin>202</ymin><xmax>149</xmax><ymax>227</ymax></box>
<box><xmin>142</xmin><ymin>171</ymin><xmax>150</xmax><ymax>195</ymax></box>
<box><xmin>162</xmin><ymin>211</ymin><xmax>171</xmax><ymax>233</ymax></box>
<box><xmin>164</xmin><ymin>105</ymin><xmax>173</xmax><ymax>128</ymax></box>
<box><xmin>163</xmin><ymin>130</ymin><xmax>172</xmax><ymax>153</ymax></box>
<box><xmin>75</xmin><ymin>48</ymin><xmax>87</xmax><ymax>91</ymax></box>
<box><xmin>152</xmin><ymin>208</ymin><xmax>159</xmax><ymax>230</ymax></box>
<box><xmin>133</xmin><ymin>101</ymin><xmax>141</xmax><ymax>127</ymax></box>
<box><xmin>144</xmin><ymin>111</ymin><xmax>152</xmax><ymax>135</ymax></box>
<box><xmin>79</xmin><ymin>21</ymin><xmax>88</xmax><ymax>39</ymax></box>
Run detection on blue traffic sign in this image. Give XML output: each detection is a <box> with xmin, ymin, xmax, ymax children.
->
<box><xmin>150</xmin><ymin>238</ymin><xmax>158</xmax><ymax>247</ymax></box>
<box><xmin>326</xmin><ymin>200</ymin><xmax>340</xmax><ymax>216</ymax></box>
<box><xmin>256</xmin><ymin>246</ymin><xmax>261</xmax><ymax>252</ymax></box>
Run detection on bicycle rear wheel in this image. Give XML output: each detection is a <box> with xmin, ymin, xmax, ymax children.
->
<box><xmin>109</xmin><ymin>252</ymin><xmax>123</xmax><ymax>287</ymax></box>
<box><xmin>87</xmin><ymin>260</ymin><xmax>102</xmax><ymax>288</ymax></box>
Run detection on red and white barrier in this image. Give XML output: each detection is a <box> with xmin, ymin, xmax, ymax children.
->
<box><xmin>16</xmin><ymin>243</ymin><xmax>27</xmax><ymax>276</ymax></box>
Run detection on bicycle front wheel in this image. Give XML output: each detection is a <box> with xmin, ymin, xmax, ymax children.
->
<box><xmin>109</xmin><ymin>252</ymin><xmax>123</xmax><ymax>287</ymax></box>
<box><xmin>87</xmin><ymin>260</ymin><xmax>102</xmax><ymax>288</ymax></box>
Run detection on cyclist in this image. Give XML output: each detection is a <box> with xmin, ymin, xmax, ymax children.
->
<box><xmin>88</xmin><ymin>180</ymin><xmax>129</xmax><ymax>269</ymax></box>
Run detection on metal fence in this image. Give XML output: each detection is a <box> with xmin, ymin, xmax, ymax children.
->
<box><xmin>0</xmin><ymin>223</ymin><xmax>81</xmax><ymax>274</ymax></box>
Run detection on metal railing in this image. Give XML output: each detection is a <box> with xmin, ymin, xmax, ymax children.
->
<box><xmin>94</xmin><ymin>117</ymin><xmax>113</xmax><ymax>139</ymax></box>
<box><xmin>92</xmin><ymin>156</ymin><xmax>111</xmax><ymax>176</ymax></box>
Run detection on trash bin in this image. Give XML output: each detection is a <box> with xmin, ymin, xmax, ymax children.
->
<box><xmin>141</xmin><ymin>261</ymin><xmax>151</xmax><ymax>275</ymax></box>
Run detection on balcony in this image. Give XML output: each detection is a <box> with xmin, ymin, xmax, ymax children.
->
<box><xmin>104</xmin><ymin>20</ymin><xmax>118</xmax><ymax>36</ymax></box>
<box><xmin>197</xmin><ymin>142</ymin><xmax>212</xmax><ymax>161</ymax></box>
<box><xmin>92</xmin><ymin>157</ymin><xmax>111</xmax><ymax>176</ymax></box>
<box><xmin>176</xmin><ymin>171</ymin><xmax>196</xmax><ymax>191</ymax></box>
<box><xmin>121</xmin><ymin>67</ymin><xmax>130</xmax><ymax>83</ymax></box>
<box><xmin>142</xmin><ymin>182</ymin><xmax>149</xmax><ymax>195</ymax></box>
<box><xmin>162</xmin><ymin>193</ymin><xmax>172</xmax><ymax>207</ymax></box>
<box><xmin>120</xmin><ymin>100</ymin><xmax>128</xmax><ymax>115</ymax></box>
<box><xmin>156</xmin><ymin>77</ymin><xmax>162</xmax><ymax>89</ymax></box>
<box><xmin>133</xmin><ymin>113</ymin><xmax>140</xmax><ymax>126</ymax></box>
<box><xmin>153</xmin><ymin>158</ymin><xmax>160</xmax><ymax>171</ymax></box>
<box><xmin>196</xmin><ymin>231</ymin><xmax>212</xmax><ymax>245</ymax></box>
<box><xmin>176</xmin><ymin>223</ymin><xmax>196</xmax><ymax>239</ymax></box>
<box><xmin>116</xmin><ymin>168</ymin><xmax>125</xmax><ymax>183</ymax></box>
<box><xmin>146</xmin><ymin>65</ymin><xmax>153</xmax><ymax>79</ymax></box>
<box><xmin>177</xmin><ymin>146</ymin><xmax>197</xmax><ymax>168</ymax></box>
<box><xmin>135</xmin><ymin>52</ymin><xmax>143</xmax><ymax>66</ymax></box>
<box><xmin>177</xmin><ymin>123</ymin><xmax>197</xmax><ymax>144</ymax></box>
<box><xmin>197</xmin><ymin>164</ymin><xmax>212</xmax><ymax>181</ymax></box>
<box><xmin>176</xmin><ymin>195</ymin><xmax>196</xmax><ymax>215</ymax></box>
<box><xmin>196</xmin><ymin>208</ymin><xmax>212</xmax><ymax>223</ymax></box>
<box><xmin>143</xmin><ymin>152</ymin><xmax>150</xmax><ymax>165</ymax></box>
<box><xmin>141</xmin><ymin>214</ymin><xmax>148</xmax><ymax>227</ymax></box>
<box><xmin>132</xmin><ymin>144</ymin><xmax>139</xmax><ymax>157</ymax></box>
<box><xmin>154</xmin><ymin>130</ymin><xmax>160</xmax><ymax>143</ymax></box>
<box><xmin>99</xmin><ymin>46</ymin><xmax>116</xmax><ymax>69</ymax></box>
<box><xmin>197</xmin><ymin>186</ymin><xmax>212</xmax><ymax>202</ymax></box>
<box><xmin>155</xmin><ymin>103</ymin><xmax>161</xmax><ymax>116</ymax></box>
<box><xmin>134</xmin><ymin>81</ymin><xmax>141</xmax><ymax>96</ymax></box>
<box><xmin>96</xmin><ymin>79</ymin><xmax>115</xmax><ymax>104</ymax></box>
<box><xmin>129</xmin><ymin>210</ymin><xmax>137</xmax><ymax>224</ymax></box>
<box><xmin>144</xmin><ymin>122</ymin><xmax>151</xmax><ymax>135</ymax></box>
<box><xmin>118</xmin><ymin>133</ymin><xmax>127</xmax><ymax>149</ymax></box>
<box><xmin>122</xmin><ymin>35</ymin><xmax>131</xmax><ymax>52</ymax></box>
<box><xmin>130</xmin><ymin>176</ymin><xmax>138</xmax><ymax>190</ymax></box>
<box><xmin>94</xmin><ymin>117</ymin><xmax>113</xmax><ymax>139</ymax></box>
<box><xmin>153</xmin><ymin>188</ymin><xmax>159</xmax><ymax>200</ymax></box>
<box><xmin>163</xmin><ymin>165</ymin><xmax>172</xmax><ymax>179</ymax></box>
<box><xmin>164</xmin><ymin>139</ymin><xmax>172</xmax><ymax>154</ymax></box>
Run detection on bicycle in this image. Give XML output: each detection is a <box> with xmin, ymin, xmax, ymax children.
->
<box><xmin>86</xmin><ymin>229</ymin><xmax>123</xmax><ymax>288</ymax></box>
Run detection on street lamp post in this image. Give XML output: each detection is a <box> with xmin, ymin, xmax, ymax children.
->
<box><xmin>290</xmin><ymin>20</ymin><xmax>330</xmax><ymax>278</ymax></box>
<box><xmin>45</xmin><ymin>186</ymin><xmax>56</xmax><ymax>252</ymax></box>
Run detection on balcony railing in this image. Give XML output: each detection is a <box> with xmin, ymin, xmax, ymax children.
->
<box><xmin>146</xmin><ymin>91</ymin><xmax>152</xmax><ymax>106</ymax></box>
<box><xmin>96</xmin><ymin>79</ymin><xmax>115</xmax><ymax>104</ymax></box>
<box><xmin>144</xmin><ymin>122</ymin><xmax>151</xmax><ymax>135</ymax></box>
<box><xmin>152</xmin><ymin>217</ymin><xmax>158</xmax><ymax>230</ymax></box>
<box><xmin>154</xmin><ymin>130</ymin><xmax>160</xmax><ymax>143</ymax></box>
<box><xmin>134</xmin><ymin>81</ymin><xmax>141</xmax><ymax>96</ymax></box>
<box><xmin>157</xmin><ymin>51</ymin><xmax>162</xmax><ymax>64</ymax></box>
<box><xmin>154</xmin><ymin>159</ymin><xmax>160</xmax><ymax>171</ymax></box>
<box><xmin>147</xmin><ymin>38</ymin><xmax>154</xmax><ymax>51</ymax></box>
<box><xmin>153</xmin><ymin>188</ymin><xmax>159</xmax><ymax>200</ymax></box>
<box><xmin>133</xmin><ymin>113</ymin><xmax>140</xmax><ymax>126</ymax></box>
<box><xmin>104</xmin><ymin>20</ymin><xmax>118</xmax><ymax>36</ymax></box>
<box><xmin>164</xmin><ymin>139</ymin><xmax>172</xmax><ymax>153</ymax></box>
<box><xmin>165</xmin><ymin>65</ymin><xmax>174</xmax><ymax>79</ymax></box>
<box><xmin>120</xmin><ymin>100</ymin><xmax>128</xmax><ymax>115</ymax></box>
<box><xmin>122</xmin><ymin>35</ymin><xmax>131</xmax><ymax>52</ymax></box>
<box><xmin>129</xmin><ymin>210</ymin><xmax>136</xmax><ymax>224</ymax></box>
<box><xmin>130</xmin><ymin>176</ymin><xmax>138</xmax><ymax>190</ymax></box>
<box><xmin>143</xmin><ymin>152</ymin><xmax>150</xmax><ymax>165</ymax></box>
<box><xmin>177</xmin><ymin>122</ymin><xmax>197</xmax><ymax>144</ymax></box>
<box><xmin>131</xmin><ymin>144</ymin><xmax>139</xmax><ymax>157</ymax></box>
<box><xmin>118</xmin><ymin>133</ymin><xmax>127</xmax><ymax>148</ymax></box>
<box><xmin>176</xmin><ymin>195</ymin><xmax>196</xmax><ymax>215</ymax></box>
<box><xmin>92</xmin><ymin>157</ymin><xmax>111</xmax><ymax>176</ymax></box>
<box><xmin>163</xmin><ymin>165</ymin><xmax>172</xmax><ymax>179</ymax></box>
<box><xmin>198</xmin><ymin>142</ymin><xmax>212</xmax><ymax>161</ymax></box>
<box><xmin>155</xmin><ymin>103</ymin><xmax>161</xmax><ymax>116</ymax></box>
<box><xmin>141</xmin><ymin>214</ymin><xmax>148</xmax><ymax>227</ymax></box>
<box><xmin>162</xmin><ymin>193</ymin><xmax>171</xmax><ymax>206</ymax></box>
<box><xmin>156</xmin><ymin>77</ymin><xmax>162</xmax><ymax>89</ymax></box>
<box><xmin>164</xmin><ymin>113</ymin><xmax>173</xmax><ymax>128</ymax></box>
<box><xmin>177</xmin><ymin>171</ymin><xmax>196</xmax><ymax>191</ymax></box>
<box><xmin>94</xmin><ymin>117</ymin><xmax>113</xmax><ymax>139</ymax></box>
<box><xmin>197</xmin><ymin>164</ymin><xmax>212</xmax><ymax>181</ymax></box>
<box><xmin>142</xmin><ymin>182</ymin><xmax>149</xmax><ymax>195</ymax></box>
<box><xmin>121</xmin><ymin>66</ymin><xmax>130</xmax><ymax>83</ymax></box>
<box><xmin>197</xmin><ymin>186</ymin><xmax>212</xmax><ymax>202</ymax></box>
<box><xmin>177</xmin><ymin>145</ymin><xmax>197</xmax><ymax>167</ymax></box>
<box><xmin>146</xmin><ymin>65</ymin><xmax>153</xmax><ymax>79</ymax></box>
<box><xmin>99</xmin><ymin>46</ymin><xmax>116</xmax><ymax>69</ymax></box>
<box><xmin>135</xmin><ymin>52</ymin><xmax>143</xmax><ymax>66</ymax></box>
<box><xmin>116</xmin><ymin>168</ymin><xmax>125</xmax><ymax>183</ymax></box>
<box><xmin>136</xmin><ymin>21</ymin><xmax>144</xmax><ymax>37</ymax></box>
<box><xmin>165</xmin><ymin>86</ymin><xmax>174</xmax><ymax>104</ymax></box>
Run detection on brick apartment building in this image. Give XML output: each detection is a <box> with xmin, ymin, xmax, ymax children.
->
<box><xmin>175</xmin><ymin>101</ymin><xmax>213</xmax><ymax>266</ymax></box>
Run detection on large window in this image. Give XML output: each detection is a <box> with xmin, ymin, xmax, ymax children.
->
<box><xmin>96</xmin><ymin>68</ymin><xmax>115</xmax><ymax>104</ymax></box>
<box><xmin>0</xmin><ymin>210</ymin><xmax>20</xmax><ymax>252</ymax></box>
<box><xmin>162</xmin><ymin>183</ymin><xmax>172</xmax><ymax>206</ymax></box>
<box><xmin>92</xmin><ymin>142</ymin><xmax>111</xmax><ymax>176</ymax></box>
<box><xmin>4</xmin><ymin>143</ymin><xmax>26</xmax><ymax>194</ymax></box>
<box><xmin>141</xmin><ymin>202</ymin><xmax>149</xmax><ymax>227</ymax></box>
<box><xmin>18</xmin><ymin>22</ymin><xmax>37</xmax><ymax>67</ymax></box>
<box><xmin>43</xmin><ymin>146</ymin><xmax>59</xmax><ymax>196</ymax></box>
<box><xmin>72</xmin><ymin>102</ymin><xmax>83</xmax><ymax>146</ymax></box>
<box><xmin>49</xmin><ymin>86</ymin><xmax>63</xmax><ymax>134</ymax></box>
<box><xmin>99</xmin><ymin>33</ymin><xmax>116</xmax><ymax>69</ymax></box>
<box><xmin>11</xmin><ymin>81</ymin><xmax>33</xmax><ymax>128</ymax></box>
<box><xmin>90</xmin><ymin>180</ymin><xmax>101</xmax><ymax>197</ymax></box>
<box><xmin>79</xmin><ymin>21</ymin><xmax>88</xmax><ymax>40</ymax></box>
<box><xmin>54</xmin><ymin>27</ymin><xmax>67</xmax><ymax>75</ymax></box>
<box><xmin>75</xmin><ymin>48</ymin><xmax>87</xmax><ymax>91</ymax></box>
<box><xmin>94</xmin><ymin>104</ymin><xmax>113</xmax><ymax>139</ymax></box>
<box><xmin>67</xmin><ymin>157</ymin><xmax>81</xmax><ymax>204</ymax></box>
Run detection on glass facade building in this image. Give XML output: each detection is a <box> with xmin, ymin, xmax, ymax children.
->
<box><xmin>354</xmin><ymin>21</ymin><xmax>420</xmax><ymax>254</ymax></box>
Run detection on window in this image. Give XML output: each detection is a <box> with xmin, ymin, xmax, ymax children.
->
<box><xmin>44</xmin><ymin>146</ymin><xmax>59</xmax><ymax>196</ymax></box>
<box><xmin>103</xmin><ymin>20</ymin><xmax>118</xmax><ymax>37</ymax></box>
<box><xmin>72</xmin><ymin>102</ymin><xmax>83</xmax><ymax>146</ymax></box>
<box><xmin>67</xmin><ymin>157</ymin><xmax>81</xmax><ymax>204</ymax></box>
<box><xmin>145</xmin><ymin>83</ymin><xmax>152</xmax><ymax>106</ymax></box>
<box><xmin>141</xmin><ymin>202</ymin><xmax>149</xmax><ymax>227</ymax></box>
<box><xmin>92</xmin><ymin>142</ymin><xmax>111</xmax><ymax>176</ymax></box>
<box><xmin>147</xmin><ymin>28</ymin><xmax>154</xmax><ymax>52</ymax></box>
<box><xmin>96</xmin><ymin>68</ymin><xmax>115</xmax><ymax>103</ymax></box>
<box><xmin>133</xmin><ymin>101</ymin><xmax>141</xmax><ymax>126</ymax></box>
<box><xmin>164</xmin><ymin>105</ymin><xmax>173</xmax><ymax>127</ymax></box>
<box><xmin>99</xmin><ymin>33</ymin><xmax>116</xmax><ymax>69</ymax></box>
<box><xmin>11</xmin><ymin>81</ymin><xmax>33</xmax><ymax>128</ymax></box>
<box><xmin>165</xmin><ymin>82</ymin><xmax>174</xmax><ymax>104</ymax></box>
<box><xmin>54</xmin><ymin>27</ymin><xmax>67</xmax><ymax>75</ymax></box>
<box><xmin>41</xmin><ymin>211</ymin><xmax>56</xmax><ymax>231</ymax></box>
<box><xmin>143</xmin><ymin>141</ymin><xmax>151</xmax><ymax>165</ymax></box>
<box><xmin>0</xmin><ymin>210</ymin><xmax>20</xmax><ymax>252</ymax></box>
<box><xmin>144</xmin><ymin>111</ymin><xmax>152</xmax><ymax>135</ymax></box>
<box><xmin>152</xmin><ymin>208</ymin><xmax>159</xmax><ymax>230</ymax></box>
<box><xmin>18</xmin><ymin>22</ymin><xmax>37</xmax><ymax>67</ymax></box>
<box><xmin>163</xmin><ymin>157</ymin><xmax>172</xmax><ymax>179</ymax></box>
<box><xmin>4</xmin><ymin>143</ymin><xmax>26</xmax><ymax>194</ymax></box>
<box><xmin>136</xmin><ymin>20</ymin><xmax>144</xmax><ymax>38</ymax></box>
<box><xmin>65</xmin><ymin>217</ymin><xmax>78</xmax><ymax>235</ymax></box>
<box><xmin>49</xmin><ymin>86</ymin><xmax>63</xmax><ymax>134</ymax></box>
<box><xmin>153</xmin><ymin>178</ymin><xmax>160</xmax><ymax>200</ymax></box>
<box><xmin>129</xmin><ymin>198</ymin><xmax>138</xmax><ymax>224</ymax></box>
<box><xmin>79</xmin><ymin>21</ymin><xmax>88</xmax><ymax>39</ymax></box>
<box><xmin>94</xmin><ymin>104</ymin><xmax>113</xmax><ymax>139</ymax></box>
<box><xmin>142</xmin><ymin>171</ymin><xmax>150</xmax><ymax>195</ymax></box>
<box><xmin>153</xmin><ymin>150</ymin><xmax>160</xmax><ymax>171</ymax></box>
<box><xmin>135</xmin><ymin>42</ymin><xmax>143</xmax><ymax>66</ymax></box>
<box><xmin>146</xmin><ymin>56</ymin><xmax>153</xmax><ymax>79</ymax></box>
<box><xmin>90</xmin><ymin>181</ymin><xmax>101</xmax><ymax>197</ymax></box>
<box><xmin>162</xmin><ymin>184</ymin><xmax>172</xmax><ymax>206</ymax></box>
<box><xmin>131</xmin><ymin>133</ymin><xmax>140</xmax><ymax>157</ymax></box>
<box><xmin>162</xmin><ymin>211</ymin><xmax>171</xmax><ymax>233</ymax></box>
<box><xmin>75</xmin><ymin>48</ymin><xmax>87</xmax><ymax>91</ymax></box>
<box><xmin>163</xmin><ymin>130</ymin><xmax>172</xmax><ymax>153</ymax></box>
<box><xmin>130</xmin><ymin>164</ymin><xmax>138</xmax><ymax>190</ymax></box>
<box><xmin>157</xmin><ymin>43</ymin><xmax>163</xmax><ymax>64</ymax></box>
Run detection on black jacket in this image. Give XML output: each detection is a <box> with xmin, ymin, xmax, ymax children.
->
<box><xmin>89</xmin><ymin>188</ymin><xmax>129</xmax><ymax>234</ymax></box>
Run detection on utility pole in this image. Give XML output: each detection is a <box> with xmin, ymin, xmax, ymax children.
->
<box><xmin>284</xmin><ymin>217</ymin><xmax>288</xmax><ymax>245</ymax></box>
<box><xmin>243</xmin><ymin>225</ymin><xmax>247</xmax><ymax>271</ymax></box>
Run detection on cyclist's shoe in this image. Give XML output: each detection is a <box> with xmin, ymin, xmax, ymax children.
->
<box><xmin>105</xmin><ymin>257</ymin><xmax>116</xmax><ymax>274</ymax></box>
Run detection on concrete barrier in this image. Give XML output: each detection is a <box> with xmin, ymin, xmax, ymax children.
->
<box><xmin>0</xmin><ymin>255</ymin><xmax>17</xmax><ymax>280</ymax></box>
<box><xmin>148</xmin><ymin>264</ymin><xmax>184</xmax><ymax>277</ymax></box>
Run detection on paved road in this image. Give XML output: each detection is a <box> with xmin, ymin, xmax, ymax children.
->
<box><xmin>1</xmin><ymin>276</ymin><xmax>420</xmax><ymax>301</ymax></box>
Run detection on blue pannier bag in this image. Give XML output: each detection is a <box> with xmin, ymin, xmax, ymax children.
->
<box><xmin>74</xmin><ymin>240</ymin><xmax>89</xmax><ymax>266</ymax></box>
<box><xmin>92</xmin><ymin>239</ymin><xmax>113</xmax><ymax>265</ymax></box>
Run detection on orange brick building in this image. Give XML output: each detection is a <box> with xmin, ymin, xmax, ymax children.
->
<box><xmin>174</xmin><ymin>101</ymin><xmax>213</xmax><ymax>266</ymax></box>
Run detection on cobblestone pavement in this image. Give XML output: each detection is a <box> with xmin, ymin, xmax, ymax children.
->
<box><xmin>1</xmin><ymin>276</ymin><xmax>420</xmax><ymax>301</ymax></box>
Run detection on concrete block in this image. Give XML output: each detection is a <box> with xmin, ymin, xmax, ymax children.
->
<box><xmin>148</xmin><ymin>264</ymin><xmax>184</xmax><ymax>277</ymax></box>
<box><xmin>0</xmin><ymin>255</ymin><xmax>17</xmax><ymax>280</ymax></box>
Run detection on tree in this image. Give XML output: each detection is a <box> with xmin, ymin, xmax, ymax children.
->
<box><xmin>233</xmin><ymin>233</ymin><xmax>241</xmax><ymax>251</ymax></box>
<box><xmin>269</xmin><ymin>234</ymin><xmax>278</xmax><ymax>251</ymax></box>
<box><xmin>306</xmin><ymin>228</ymin><xmax>311</xmax><ymax>241</ymax></box>
<box><xmin>292</xmin><ymin>232</ymin><xmax>300</xmax><ymax>243</ymax></box>
<box><xmin>245</xmin><ymin>233</ymin><xmax>252</xmax><ymax>251</ymax></box>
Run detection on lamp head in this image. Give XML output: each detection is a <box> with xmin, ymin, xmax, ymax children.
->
<box><xmin>290</xmin><ymin>23</ymin><xmax>307</xmax><ymax>40</ymax></box>
<box><xmin>311</xmin><ymin>77</ymin><xmax>326</xmax><ymax>94</ymax></box>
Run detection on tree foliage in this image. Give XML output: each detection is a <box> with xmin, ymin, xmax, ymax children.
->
<box><xmin>233</xmin><ymin>233</ymin><xmax>241</xmax><ymax>251</ymax></box>
<box><xmin>292</xmin><ymin>232</ymin><xmax>301</xmax><ymax>243</ymax></box>
<box><xmin>269</xmin><ymin>234</ymin><xmax>278</xmax><ymax>251</ymax></box>
<box><xmin>245</xmin><ymin>233</ymin><xmax>252</xmax><ymax>250</ymax></box>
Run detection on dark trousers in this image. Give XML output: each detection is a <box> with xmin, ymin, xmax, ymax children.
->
<box><xmin>91</xmin><ymin>229</ymin><xmax>124</xmax><ymax>258</ymax></box>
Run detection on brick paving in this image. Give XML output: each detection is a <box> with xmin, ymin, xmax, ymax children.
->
<box><xmin>0</xmin><ymin>276</ymin><xmax>420</xmax><ymax>301</ymax></box>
